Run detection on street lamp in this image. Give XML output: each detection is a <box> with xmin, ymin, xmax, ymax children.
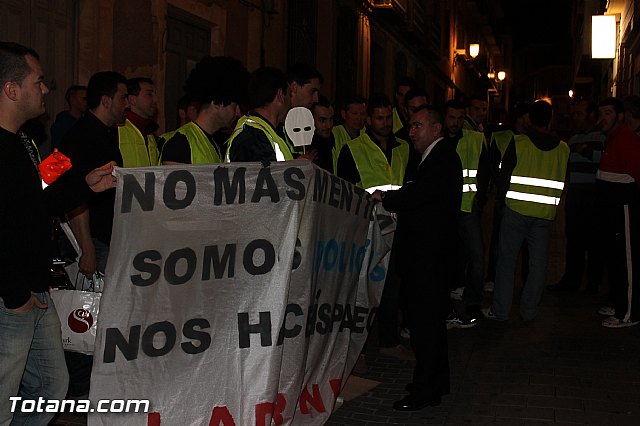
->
<box><xmin>469</xmin><ymin>43</ymin><xmax>480</xmax><ymax>59</ymax></box>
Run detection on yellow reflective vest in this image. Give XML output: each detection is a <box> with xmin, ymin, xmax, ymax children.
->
<box><xmin>392</xmin><ymin>107</ymin><xmax>404</xmax><ymax>134</ymax></box>
<box><xmin>331</xmin><ymin>125</ymin><xmax>364</xmax><ymax>174</ymax></box>
<box><xmin>490</xmin><ymin>129</ymin><xmax>515</xmax><ymax>160</ymax></box>
<box><xmin>347</xmin><ymin>132</ymin><xmax>409</xmax><ymax>192</ymax></box>
<box><xmin>118</xmin><ymin>119</ymin><xmax>159</xmax><ymax>167</ymax></box>
<box><xmin>160</xmin><ymin>121</ymin><xmax>222</xmax><ymax>164</ymax></box>
<box><xmin>456</xmin><ymin>129</ymin><xmax>485</xmax><ymax>212</ymax></box>
<box><xmin>226</xmin><ymin>114</ymin><xmax>293</xmax><ymax>162</ymax></box>
<box><xmin>332</xmin><ymin>124</ymin><xmax>363</xmax><ymax>149</ymax></box>
<box><xmin>506</xmin><ymin>135</ymin><xmax>569</xmax><ymax>220</ymax></box>
<box><xmin>159</xmin><ymin>129</ymin><xmax>177</xmax><ymax>145</ymax></box>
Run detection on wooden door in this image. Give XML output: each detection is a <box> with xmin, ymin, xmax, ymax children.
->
<box><xmin>164</xmin><ymin>5</ymin><xmax>212</xmax><ymax>132</ymax></box>
<box><xmin>0</xmin><ymin>0</ymin><xmax>76</xmax><ymax>155</ymax></box>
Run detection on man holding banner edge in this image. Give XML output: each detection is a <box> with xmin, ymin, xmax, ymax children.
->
<box><xmin>373</xmin><ymin>105</ymin><xmax>462</xmax><ymax>411</ymax></box>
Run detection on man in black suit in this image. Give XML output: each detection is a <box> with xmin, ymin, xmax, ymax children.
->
<box><xmin>373</xmin><ymin>105</ymin><xmax>462</xmax><ymax>411</ymax></box>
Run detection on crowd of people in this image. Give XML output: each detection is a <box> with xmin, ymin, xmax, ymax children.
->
<box><xmin>2</xmin><ymin>38</ymin><xmax>640</xmax><ymax>424</ymax></box>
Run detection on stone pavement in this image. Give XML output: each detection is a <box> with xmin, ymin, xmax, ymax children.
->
<box><xmin>327</xmin><ymin>208</ymin><xmax>640</xmax><ymax>425</ymax></box>
<box><xmin>327</xmin><ymin>290</ymin><xmax>640</xmax><ymax>425</ymax></box>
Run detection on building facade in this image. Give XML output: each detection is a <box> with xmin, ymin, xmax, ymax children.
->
<box><xmin>0</xmin><ymin>0</ymin><xmax>508</xmax><ymax>148</ymax></box>
<box><xmin>572</xmin><ymin>0</ymin><xmax>640</xmax><ymax>99</ymax></box>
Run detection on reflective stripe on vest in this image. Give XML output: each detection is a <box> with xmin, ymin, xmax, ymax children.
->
<box><xmin>463</xmin><ymin>183</ymin><xmax>477</xmax><ymax>193</ymax></box>
<box><xmin>505</xmin><ymin>135</ymin><xmax>569</xmax><ymax>220</ymax></box>
<box><xmin>347</xmin><ymin>133</ymin><xmax>409</xmax><ymax>191</ymax></box>
<box><xmin>506</xmin><ymin>190</ymin><xmax>561</xmax><ymax>205</ymax></box>
<box><xmin>456</xmin><ymin>129</ymin><xmax>484</xmax><ymax>212</ymax></box>
<box><xmin>365</xmin><ymin>184</ymin><xmax>402</xmax><ymax>194</ymax></box>
<box><xmin>510</xmin><ymin>175</ymin><xmax>565</xmax><ymax>190</ymax></box>
<box><xmin>462</xmin><ymin>169</ymin><xmax>478</xmax><ymax>178</ymax></box>
<box><xmin>225</xmin><ymin>115</ymin><xmax>292</xmax><ymax>162</ymax></box>
<box><xmin>118</xmin><ymin>119</ymin><xmax>160</xmax><ymax>167</ymax></box>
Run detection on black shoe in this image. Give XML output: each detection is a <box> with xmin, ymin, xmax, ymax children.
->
<box><xmin>464</xmin><ymin>305</ymin><xmax>483</xmax><ymax>320</ymax></box>
<box><xmin>393</xmin><ymin>393</ymin><xmax>441</xmax><ymax>411</ymax></box>
<box><xmin>446</xmin><ymin>312</ymin><xmax>478</xmax><ymax>329</ymax></box>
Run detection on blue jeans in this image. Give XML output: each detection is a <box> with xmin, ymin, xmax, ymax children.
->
<box><xmin>492</xmin><ymin>207</ymin><xmax>552</xmax><ymax>321</ymax></box>
<box><xmin>0</xmin><ymin>292</ymin><xmax>69</xmax><ymax>426</ymax></box>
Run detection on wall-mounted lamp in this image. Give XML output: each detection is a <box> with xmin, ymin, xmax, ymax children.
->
<box><xmin>569</xmin><ymin>89</ymin><xmax>574</xmax><ymax>98</ymax></box>
<box><xmin>487</xmin><ymin>71</ymin><xmax>495</xmax><ymax>79</ymax></box>
<box><xmin>454</xmin><ymin>45</ymin><xmax>480</xmax><ymax>66</ymax></box>
<box><xmin>497</xmin><ymin>71</ymin><xmax>506</xmax><ymax>81</ymax></box>
<box><xmin>469</xmin><ymin>43</ymin><xmax>480</xmax><ymax>58</ymax></box>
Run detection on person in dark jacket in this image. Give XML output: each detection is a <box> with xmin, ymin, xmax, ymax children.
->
<box><xmin>373</xmin><ymin>105</ymin><xmax>462</xmax><ymax>411</ymax></box>
<box><xmin>0</xmin><ymin>42</ymin><xmax>116</xmax><ymax>425</ymax></box>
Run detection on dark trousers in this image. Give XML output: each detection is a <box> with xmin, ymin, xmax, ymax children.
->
<box><xmin>458</xmin><ymin>206</ymin><xmax>485</xmax><ymax>307</ymax></box>
<box><xmin>377</xmin><ymin>248</ymin><xmax>401</xmax><ymax>348</ymax></box>
<box><xmin>65</xmin><ymin>352</ymin><xmax>92</xmax><ymax>396</ymax></box>
<box><xmin>598</xmin><ymin>194</ymin><xmax>640</xmax><ymax>321</ymax></box>
<box><xmin>563</xmin><ymin>184</ymin><xmax>603</xmax><ymax>290</ymax></box>
<box><xmin>402</xmin><ymin>262</ymin><xmax>450</xmax><ymax>399</ymax></box>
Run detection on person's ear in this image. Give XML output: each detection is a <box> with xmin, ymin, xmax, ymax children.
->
<box><xmin>210</xmin><ymin>101</ymin><xmax>223</xmax><ymax>111</ymax></box>
<box><xmin>289</xmin><ymin>82</ymin><xmax>299</xmax><ymax>96</ymax></box>
<box><xmin>3</xmin><ymin>81</ymin><xmax>18</xmax><ymax>101</ymax></box>
<box><xmin>101</xmin><ymin>95</ymin><xmax>112</xmax><ymax>109</ymax></box>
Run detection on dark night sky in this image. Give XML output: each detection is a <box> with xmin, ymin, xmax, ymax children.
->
<box><xmin>501</xmin><ymin>0</ymin><xmax>573</xmax><ymax>48</ymax></box>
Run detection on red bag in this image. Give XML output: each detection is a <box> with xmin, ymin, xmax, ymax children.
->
<box><xmin>39</xmin><ymin>148</ymin><xmax>72</xmax><ymax>185</ymax></box>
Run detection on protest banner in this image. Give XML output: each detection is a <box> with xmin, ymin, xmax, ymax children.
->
<box><xmin>89</xmin><ymin>160</ymin><xmax>393</xmax><ymax>425</ymax></box>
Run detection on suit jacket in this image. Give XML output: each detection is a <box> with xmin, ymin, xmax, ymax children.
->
<box><xmin>382</xmin><ymin>138</ymin><xmax>462</xmax><ymax>278</ymax></box>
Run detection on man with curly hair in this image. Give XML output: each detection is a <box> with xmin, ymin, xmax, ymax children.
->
<box><xmin>160</xmin><ymin>55</ymin><xmax>249</xmax><ymax>165</ymax></box>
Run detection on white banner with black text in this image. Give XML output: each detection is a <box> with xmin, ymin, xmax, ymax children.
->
<box><xmin>88</xmin><ymin>161</ymin><xmax>393</xmax><ymax>426</ymax></box>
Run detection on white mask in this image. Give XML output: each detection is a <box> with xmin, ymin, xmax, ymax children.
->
<box><xmin>285</xmin><ymin>107</ymin><xmax>315</xmax><ymax>147</ymax></box>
